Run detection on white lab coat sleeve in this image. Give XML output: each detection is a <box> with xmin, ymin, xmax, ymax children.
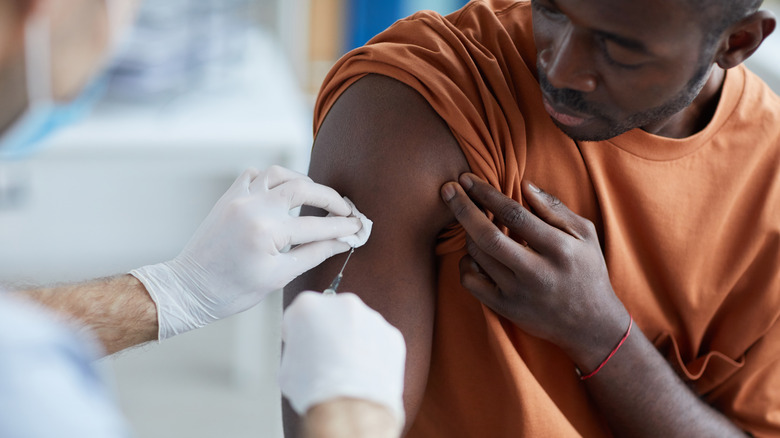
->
<box><xmin>0</xmin><ymin>292</ymin><xmax>131</xmax><ymax>438</ymax></box>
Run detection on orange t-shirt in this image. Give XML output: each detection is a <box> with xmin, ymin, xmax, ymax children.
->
<box><xmin>314</xmin><ymin>1</ymin><xmax>780</xmax><ymax>436</ymax></box>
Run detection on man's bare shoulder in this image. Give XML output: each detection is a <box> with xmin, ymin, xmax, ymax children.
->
<box><xmin>290</xmin><ymin>72</ymin><xmax>469</xmax><ymax>308</ymax></box>
<box><xmin>283</xmin><ymin>74</ymin><xmax>469</xmax><ymax>435</ymax></box>
<box><xmin>311</xmin><ymin>73</ymin><xmax>469</xmax><ymax>223</ymax></box>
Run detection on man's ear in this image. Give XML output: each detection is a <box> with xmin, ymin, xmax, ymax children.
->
<box><xmin>715</xmin><ymin>10</ymin><xmax>776</xmax><ymax>69</ymax></box>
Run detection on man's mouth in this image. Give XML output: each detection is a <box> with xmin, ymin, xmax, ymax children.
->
<box><xmin>542</xmin><ymin>94</ymin><xmax>591</xmax><ymax>127</ymax></box>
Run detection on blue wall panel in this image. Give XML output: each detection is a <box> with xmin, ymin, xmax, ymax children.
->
<box><xmin>346</xmin><ymin>0</ymin><xmax>469</xmax><ymax>51</ymax></box>
<box><xmin>346</xmin><ymin>0</ymin><xmax>402</xmax><ymax>50</ymax></box>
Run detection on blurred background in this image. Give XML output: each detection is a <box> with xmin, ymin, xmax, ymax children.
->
<box><xmin>0</xmin><ymin>0</ymin><xmax>778</xmax><ymax>437</ymax></box>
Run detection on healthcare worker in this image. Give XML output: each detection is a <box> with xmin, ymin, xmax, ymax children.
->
<box><xmin>0</xmin><ymin>1</ymin><xmax>406</xmax><ymax>437</ymax></box>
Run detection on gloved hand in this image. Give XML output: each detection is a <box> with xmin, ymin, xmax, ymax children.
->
<box><xmin>279</xmin><ymin>292</ymin><xmax>406</xmax><ymax>430</ymax></box>
<box><xmin>131</xmin><ymin>166</ymin><xmax>363</xmax><ymax>340</ymax></box>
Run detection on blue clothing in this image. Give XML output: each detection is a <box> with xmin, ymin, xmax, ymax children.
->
<box><xmin>0</xmin><ymin>293</ymin><xmax>130</xmax><ymax>438</ymax></box>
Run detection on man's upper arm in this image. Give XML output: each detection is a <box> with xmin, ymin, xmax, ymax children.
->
<box><xmin>283</xmin><ymin>74</ymin><xmax>469</xmax><ymax>434</ymax></box>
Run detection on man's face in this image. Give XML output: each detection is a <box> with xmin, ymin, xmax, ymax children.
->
<box><xmin>531</xmin><ymin>0</ymin><xmax>717</xmax><ymax>141</ymax></box>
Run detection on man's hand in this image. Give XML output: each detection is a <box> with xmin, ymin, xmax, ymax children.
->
<box><xmin>442</xmin><ymin>174</ymin><xmax>750</xmax><ymax>437</ymax></box>
<box><xmin>441</xmin><ymin>173</ymin><xmax>630</xmax><ymax>373</ymax></box>
<box><xmin>132</xmin><ymin>166</ymin><xmax>364</xmax><ymax>340</ymax></box>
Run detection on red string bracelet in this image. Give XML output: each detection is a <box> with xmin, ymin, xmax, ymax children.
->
<box><xmin>576</xmin><ymin>315</ymin><xmax>633</xmax><ymax>381</ymax></box>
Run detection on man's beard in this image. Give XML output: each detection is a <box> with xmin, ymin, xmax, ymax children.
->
<box><xmin>538</xmin><ymin>61</ymin><xmax>713</xmax><ymax>142</ymax></box>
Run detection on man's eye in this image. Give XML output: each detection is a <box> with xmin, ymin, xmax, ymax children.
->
<box><xmin>600</xmin><ymin>39</ymin><xmax>646</xmax><ymax>70</ymax></box>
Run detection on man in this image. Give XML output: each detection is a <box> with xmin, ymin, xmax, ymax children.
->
<box><xmin>0</xmin><ymin>1</ymin><xmax>406</xmax><ymax>436</ymax></box>
<box><xmin>285</xmin><ymin>0</ymin><xmax>780</xmax><ymax>436</ymax></box>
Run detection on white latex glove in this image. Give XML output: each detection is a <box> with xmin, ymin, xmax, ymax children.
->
<box><xmin>131</xmin><ymin>166</ymin><xmax>363</xmax><ymax>340</ymax></box>
<box><xmin>279</xmin><ymin>291</ymin><xmax>406</xmax><ymax>429</ymax></box>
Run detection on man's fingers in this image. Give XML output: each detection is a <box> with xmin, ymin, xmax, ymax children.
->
<box><xmin>442</xmin><ymin>181</ymin><xmax>525</xmax><ymax>264</ymax></box>
<box><xmin>464</xmin><ymin>235</ymin><xmax>519</xmax><ymax>291</ymax></box>
<box><xmin>458</xmin><ymin>254</ymin><xmax>524</xmax><ymax>322</ymax></box>
<box><xmin>455</xmin><ymin>174</ymin><xmax>566</xmax><ymax>253</ymax></box>
<box><xmin>458</xmin><ymin>254</ymin><xmax>502</xmax><ymax>304</ymax></box>
<box><xmin>284</xmin><ymin>216</ymin><xmax>363</xmax><ymax>246</ymax></box>
<box><xmin>521</xmin><ymin>181</ymin><xmax>594</xmax><ymax>241</ymax></box>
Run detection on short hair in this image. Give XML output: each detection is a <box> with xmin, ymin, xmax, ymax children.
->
<box><xmin>689</xmin><ymin>0</ymin><xmax>764</xmax><ymax>44</ymax></box>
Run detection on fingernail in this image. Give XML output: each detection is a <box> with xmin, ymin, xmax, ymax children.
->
<box><xmin>528</xmin><ymin>182</ymin><xmax>541</xmax><ymax>193</ymax></box>
<box><xmin>459</xmin><ymin>173</ymin><xmax>474</xmax><ymax>190</ymax></box>
<box><xmin>441</xmin><ymin>183</ymin><xmax>457</xmax><ymax>201</ymax></box>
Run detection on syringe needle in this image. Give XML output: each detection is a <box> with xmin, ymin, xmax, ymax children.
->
<box><xmin>323</xmin><ymin>247</ymin><xmax>355</xmax><ymax>295</ymax></box>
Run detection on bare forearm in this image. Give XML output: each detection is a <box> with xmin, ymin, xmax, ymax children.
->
<box><xmin>16</xmin><ymin>274</ymin><xmax>158</xmax><ymax>355</ymax></box>
<box><xmin>579</xmin><ymin>325</ymin><xmax>745</xmax><ymax>437</ymax></box>
<box><xmin>302</xmin><ymin>398</ymin><xmax>401</xmax><ymax>438</ymax></box>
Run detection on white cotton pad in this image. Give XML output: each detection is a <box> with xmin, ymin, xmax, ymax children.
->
<box><xmin>334</xmin><ymin>197</ymin><xmax>372</xmax><ymax>248</ymax></box>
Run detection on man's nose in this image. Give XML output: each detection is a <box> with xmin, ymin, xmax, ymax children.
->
<box><xmin>539</xmin><ymin>26</ymin><xmax>598</xmax><ymax>93</ymax></box>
